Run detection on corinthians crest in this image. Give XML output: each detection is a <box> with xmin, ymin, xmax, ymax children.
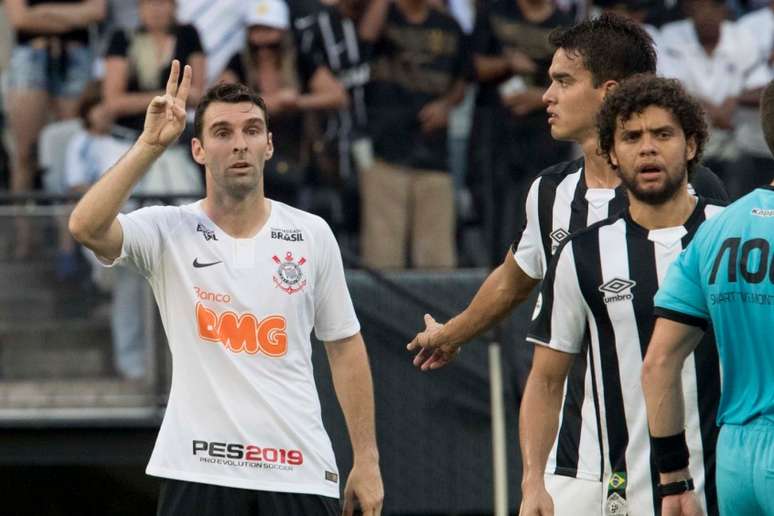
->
<box><xmin>272</xmin><ymin>252</ymin><xmax>307</xmax><ymax>294</ymax></box>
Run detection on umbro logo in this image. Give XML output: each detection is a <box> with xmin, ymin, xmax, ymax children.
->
<box><xmin>196</xmin><ymin>223</ymin><xmax>218</xmax><ymax>241</ymax></box>
<box><xmin>193</xmin><ymin>258</ymin><xmax>222</xmax><ymax>268</ymax></box>
<box><xmin>550</xmin><ymin>228</ymin><xmax>570</xmax><ymax>244</ymax></box>
<box><xmin>550</xmin><ymin>228</ymin><xmax>570</xmax><ymax>253</ymax></box>
<box><xmin>598</xmin><ymin>278</ymin><xmax>636</xmax><ymax>304</ymax></box>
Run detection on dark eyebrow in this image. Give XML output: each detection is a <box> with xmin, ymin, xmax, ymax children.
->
<box><xmin>550</xmin><ymin>72</ymin><xmax>572</xmax><ymax>82</ymax></box>
<box><xmin>209</xmin><ymin>118</ymin><xmax>266</xmax><ymax>132</ymax></box>
<box><xmin>649</xmin><ymin>125</ymin><xmax>675</xmax><ymax>133</ymax></box>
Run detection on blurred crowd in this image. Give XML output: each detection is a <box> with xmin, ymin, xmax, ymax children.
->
<box><xmin>1</xmin><ymin>0</ymin><xmax>773</xmax><ymax>272</ymax></box>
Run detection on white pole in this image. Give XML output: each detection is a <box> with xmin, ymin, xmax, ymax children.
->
<box><xmin>489</xmin><ymin>342</ymin><xmax>508</xmax><ymax>516</ymax></box>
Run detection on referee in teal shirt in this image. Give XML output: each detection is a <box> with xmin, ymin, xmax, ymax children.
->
<box><xmin>642</xmin><ymin>79</ymin><xmax>774</xmax><ymax>516</ymax></box>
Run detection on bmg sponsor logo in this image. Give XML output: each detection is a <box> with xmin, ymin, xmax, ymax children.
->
<box><xmin>193</xmin><ymin>440</ymin><xmax>303</xmax><ymax>471</ymax></box>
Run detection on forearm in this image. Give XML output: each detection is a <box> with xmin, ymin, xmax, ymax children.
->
<box><xmin>297</xmin><ymin>89</ymin><xmax>347</xmax><ymax>111</ymax></box>
<box><xmin>327</xmin><ymin>334</ymin><xmax>379</xmax><ymax>463</ymax></box>
<box><xmin>9</xmin><ymin>11</ymin><xmax>73</xmax><ymax>33</ymax></box>
<box><xmin>359</xmin><ymin>0</ymin><xmax>390</xmax><ymax>43</ymax></box>
<box><xmin>34</xmin><ymin>0</ymin><xmax>106</xmax><ymax>26</ymax></box>
<box><xmin>520</xmin><ymin>371</ymin><xmax>565</xmax><ymax>485</ymax></box>
<box><xmin>69</xmin><ymin>141</ymin><xmax>162</xmax><ymax>241</ymax></box>
<box><xmin>642</xmin><ymin>355</ymin><xmax>685</xmax><ymax>438</ymax></box>
<box><xmin>440</xmin><ymin>259</ymin><xmax>537</xmax><ymax>348</ymax></box>
<box><xmin>474</xmin><ymin>55</ymin><xmax>511</xmax><ymax>83</ymax></box>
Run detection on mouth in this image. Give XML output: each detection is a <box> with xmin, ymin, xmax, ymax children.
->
<box><xmin>547</xmin><ymin>110</ymin><xmax>558</xmax><ymax>124</ymax></box>
<box><xmin>228</xmin><ymin>161</ymin><xmax>252</xmax><ymax>172</ymax></box>
<box><xmin>636</xmin><ymin>164</ymin><xmax>664</xmax><ymax>180</ymax></box>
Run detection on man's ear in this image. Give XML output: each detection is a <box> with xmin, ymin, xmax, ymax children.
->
<box><xmin>609</xmin><ymin>147</ymin><xmax>620</xmax><ymax>169</ymax></box>
<box><xmin>265</xmin><ymin>132</ymin><xmax>274</xmax><ymax>161</ymax></box>
<box><xmin>685</xmin><ymin>135</ymin><xmax>697</xmax><ymax>162</ymax></box>
<box><xmin>601</xmin><ymin>80</ymin><xmax>619</xmax><ymax>98</ymax></box>
<box><xmin>191</xmin><ymin>137</ymin><xmax>206</xmax><ymax>165</ymax></box>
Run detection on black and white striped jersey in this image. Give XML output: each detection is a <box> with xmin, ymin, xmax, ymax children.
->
<box><xmin>527</xmin><ymin>199</ymin><xmax>724</xmax><ymax>516</ymax></box>
<box><xmin>510</xmin><ymin>158</ymin><xmax>727</xmax><ymax>281</ymax></box>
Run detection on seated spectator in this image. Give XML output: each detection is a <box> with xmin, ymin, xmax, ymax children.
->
<box><xmin>4</xmin><ymin>0</ymin><xmax>106</xmax><ymax>256</ymax></box>
<box><xmin>64</xmin><ymin>85</ymin><xmax>149</xmax><ymax>380</ymax></box>
<box><xmin>218</xmin><ymin>0</ymin><xmax>348</xmax><ymax>208</ymax></box>
<box><xmin>358</xmin><ymin>0</ymin><xmax>469</xmax><ymax>269</ymax></box>
<box><xmin>102</xmin><ymin>0</ymin><xmax>205</xmax><ymax>196</ymax></box>
<box><xmin>659</xmin><ymin>0</ymin><xmax>770</xmax><ymax>196</ymax></box>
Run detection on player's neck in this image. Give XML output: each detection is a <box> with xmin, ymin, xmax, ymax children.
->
<box><xmin>202</xmin><ymin>191</ymin><xmax>272</xmax><ymax>239</ymax></box>
<box><xmin>627</xmin><ymin>186</ymin><xmax>697</xmax><ymax>230</ymax></box>
<box><xmin>581</xmin><ymin>139</ymin><xmax>620</xmax><ymax>189</ymax></box>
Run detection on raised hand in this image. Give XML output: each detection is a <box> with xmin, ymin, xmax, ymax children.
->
<box><xmin>139</xmin><ymin>60</ymin><xmax>192</xmax><ymax>150</ymax></box>
<box><xmin>406</xmin><ymin>314</ymin><xmax>461</xmax><ymax>371</ymax></box>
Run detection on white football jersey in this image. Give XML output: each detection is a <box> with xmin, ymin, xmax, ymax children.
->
<box><xmin>111</xmin><ymin>199</ymin><xmax>360</xmax><ymax>497</ymax></box>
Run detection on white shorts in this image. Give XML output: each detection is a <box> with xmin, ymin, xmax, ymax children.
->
<box><xmin>545</xmin><ymin>474</ymin><xmax>603</xmax><ymax>515</ymax></box>
<box><xmin>545</xmin><ymin>473</ymin><xmax>655</xmax><ymax>516</ymax></box>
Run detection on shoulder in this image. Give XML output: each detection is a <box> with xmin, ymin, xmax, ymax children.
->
<box><xmin>271</xmin><ymin>201</ymin><xmax>334</xmax><ymax>237</ymax></box>
<box><xmin>532</xmin><ymin>158</ymin><xmax>584</xmax><ymax>188</ymax></box>
<box><xmin>176</xmin><ymin>23</ymin><xmax>201</xmax><ymax>39</ymax></box>
<box><xmin>555</xmin><ymin>213</ymin><xmax>622</xmax><ymax>256</ymax></box>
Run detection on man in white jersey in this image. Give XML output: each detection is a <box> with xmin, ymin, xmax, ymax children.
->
<box><xmin>521</xmin><ymin>75</ymin><xmax>723</xmax><ymax>515</ymax></box>
<box><xmin>69</xmin><ymin>61</ymin><xmax>383</xmax><ymax>516</ymax></box>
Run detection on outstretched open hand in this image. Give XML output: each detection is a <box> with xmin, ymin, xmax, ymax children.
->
<box><xmin>139</xmin><ymin>60</ymin><xmax>192</xmax><ymax>150</ymax></box>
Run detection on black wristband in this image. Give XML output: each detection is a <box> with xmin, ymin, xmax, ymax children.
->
<box><xmin>658</xmin><ymin>478</ymin><xmax>694</xmax><ymax>497</ymax></box>
<box><xmin>651</xmin><ymin>431</ymin><xmax>689</xmax><ymax>473</ymax></box>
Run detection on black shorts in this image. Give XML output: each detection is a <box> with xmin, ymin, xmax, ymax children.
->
<box><xmin>157</xmin><ymin>478</ymin><xmax>340</xmax><ymax>516</ymax></box>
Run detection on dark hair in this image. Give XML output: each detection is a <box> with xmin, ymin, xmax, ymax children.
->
<box><xmin>548</xmin><ymin>12</ymin><xmax>656</xmax><ymax>87</ymax></box>
<box><xmin>761</xmin><ymin>80</ymin><xmax>774</xmax><ymax>157</ymax></box>
<box><xmin>597</xmin><ymin>74</ymin><xmax>708</xmax><ymax>172</ymax></box>
<box><xmin>193</xmin><ymin>82</ymin><xmax>269</xmax><ymax>140</ymax></box>
<box><xmin>78</xmin><ymin>81</ymin><xmax>103</xmax><ymax>129</ymax></box>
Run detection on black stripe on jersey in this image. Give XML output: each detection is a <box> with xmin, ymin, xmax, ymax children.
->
<box><xmin>694</xmin><ymin>327</ymin><xmax>721</xmax><ymax>516</ymax></box>
<box><xmin>555</xmin><ymin>163</ymin><xmax>598</xmax><ymax>477</ymax></box>
<box><xmin>537</xmin><ymin>176</ymin><xmax>560</xmax><ymax>269</ymax></box>
<box><xmin>573</xmin><ymin>223</ymin><xmax>630</xmax><ymax>482</ymax></box>
<box><xmin>568</xmin><ymin>170</ymin><xmax>589</xmax><ymax>233</ymax></box>
<box><xmin>622</xmin><ymin>219</ymin><xmax>661</xmax><ymax>512</ymax></box>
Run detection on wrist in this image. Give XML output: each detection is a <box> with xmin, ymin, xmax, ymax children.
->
<box><xmin>136</xmin><ymin>137</ymin><xmax>169</xmax><ymax>156</ymax></box>
<box><xmin>658</xmin><ymin>477</ymin><xmax>694</xmax><ymax>498</ymax></box>
<box><xmin>353</xmin><ymin>447</ymin><xmax>380</xmax><ymax>466</ymax></box>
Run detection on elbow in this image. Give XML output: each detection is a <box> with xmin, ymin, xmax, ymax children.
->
<box><xmin>332</xmin><ymin>88</ymin><xmax>349</xmax><ymax>110</ymax></box>
<box><xmin>68</xmin><ymin>210</ymin><xmax>89</xmax><ymax>244</ymax></box>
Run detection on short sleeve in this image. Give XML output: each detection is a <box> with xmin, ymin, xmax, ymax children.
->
<box><xmin>107</xmin><ymin>206</ymin><xmax>180</xmax><ymax>277</ymax></box>
<box><xmin>312</xmin><ymin>219</ymin><xmax>360</xmax><ymax>342</ymax></box>
<box><xmin>176</xmin><ymin>24</ymin><xmax>205</xmax><ymax>58</ymax></box>
<box><xmin>526</xmin><ymin>241</ymin><xmax>587</xmax><ymax>354</ymax></box>
<box><xmin>512</xmin><ymin>177</ymin><xmax>545</xmax><ymax>280</ymax></box>
<box><xmin>653</xmin><ymin>237</ymin><xmax>710</xmax><ymax>327</ymax></box>
<box><xmin>105</xmin><ymin>29</ymin><xmax>130</xmax><ymax>58</ymax></box>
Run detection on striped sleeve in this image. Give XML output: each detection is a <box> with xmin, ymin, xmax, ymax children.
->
<box><xmin>513</xmin><ymin>177</ymin><xmax>545</xmax><ymax>280</ymax></box>
<box><xmin>527</xmin><ymin>240</ymin><xmax>587</xmax><ymax>354</ymax></box>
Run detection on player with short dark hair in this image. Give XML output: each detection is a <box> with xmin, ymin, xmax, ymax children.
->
<box><xmin>642</xmin><ymin>80</ymin><xmax>774</xmax><ymax>516</ymax></box>
<box><xmin>522</xmin><ymin>74</ymin><xmax>723</xmax><ymax>516</ymax></box>
<box><xmin>69</xmin><ymin>62</ymin><xmax>383</xmax><ymax>516</ymax></box>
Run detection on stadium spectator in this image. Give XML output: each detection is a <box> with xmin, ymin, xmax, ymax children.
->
<box><xmin>291</xmin><ymin>0</ymin><xmax>372</xmax><ymax>243</ymax></box>
<box><xmin>659</xmin><ymin>0</ymin><xmax>770</xmax><ymax>196</ymax></box>
<box><xmin>219</xmin><ymin>0</ymin><xmax>347</xmax><ymax>209</ymax></box>
<box><xmin>102</xmin><ymin>0</ymin><xmax>204</xmax><ymax>196</ymax></box>
<box><xmin>359</xmin><ymin>0</ymin><xmax>469</xmax><ymax>269</ymax></box>
<box><xmin>642</xmin><ymin>79</ymin><xmax>774</xmax><ymax>516</ymax></box>
<box><xmin>522</xmin><ymin>74</ymin><xmax>723</xmax><ymax>516</ymax></box>
<box><xmin>64</xmin><ymin>83</ymin><xmax>148</xmax><ymax>380</ymax></box>
<box><xmin>69</xmin><ymin>62</ymin><xmax>383</xmax><ymax>516</ymax></box>
<box><xmin>4</xmin><ymin>0</ymin><xmax>106</xmax><ymax>256</ymax></box>
<box><xmin>732</xmin><ymin>2</ymin><xmax>774</xmax><ymax>198</ymax></box>
<box><xmin>471</xmin><ymin>0</ymin><xmax>574</xmax><ymax>263</ymax></box>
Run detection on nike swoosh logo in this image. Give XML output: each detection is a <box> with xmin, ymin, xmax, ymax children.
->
<box><xmin>193</xmin><ymin>258</ymin><xmax>223</xmax><ymax>268</ymax></box>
